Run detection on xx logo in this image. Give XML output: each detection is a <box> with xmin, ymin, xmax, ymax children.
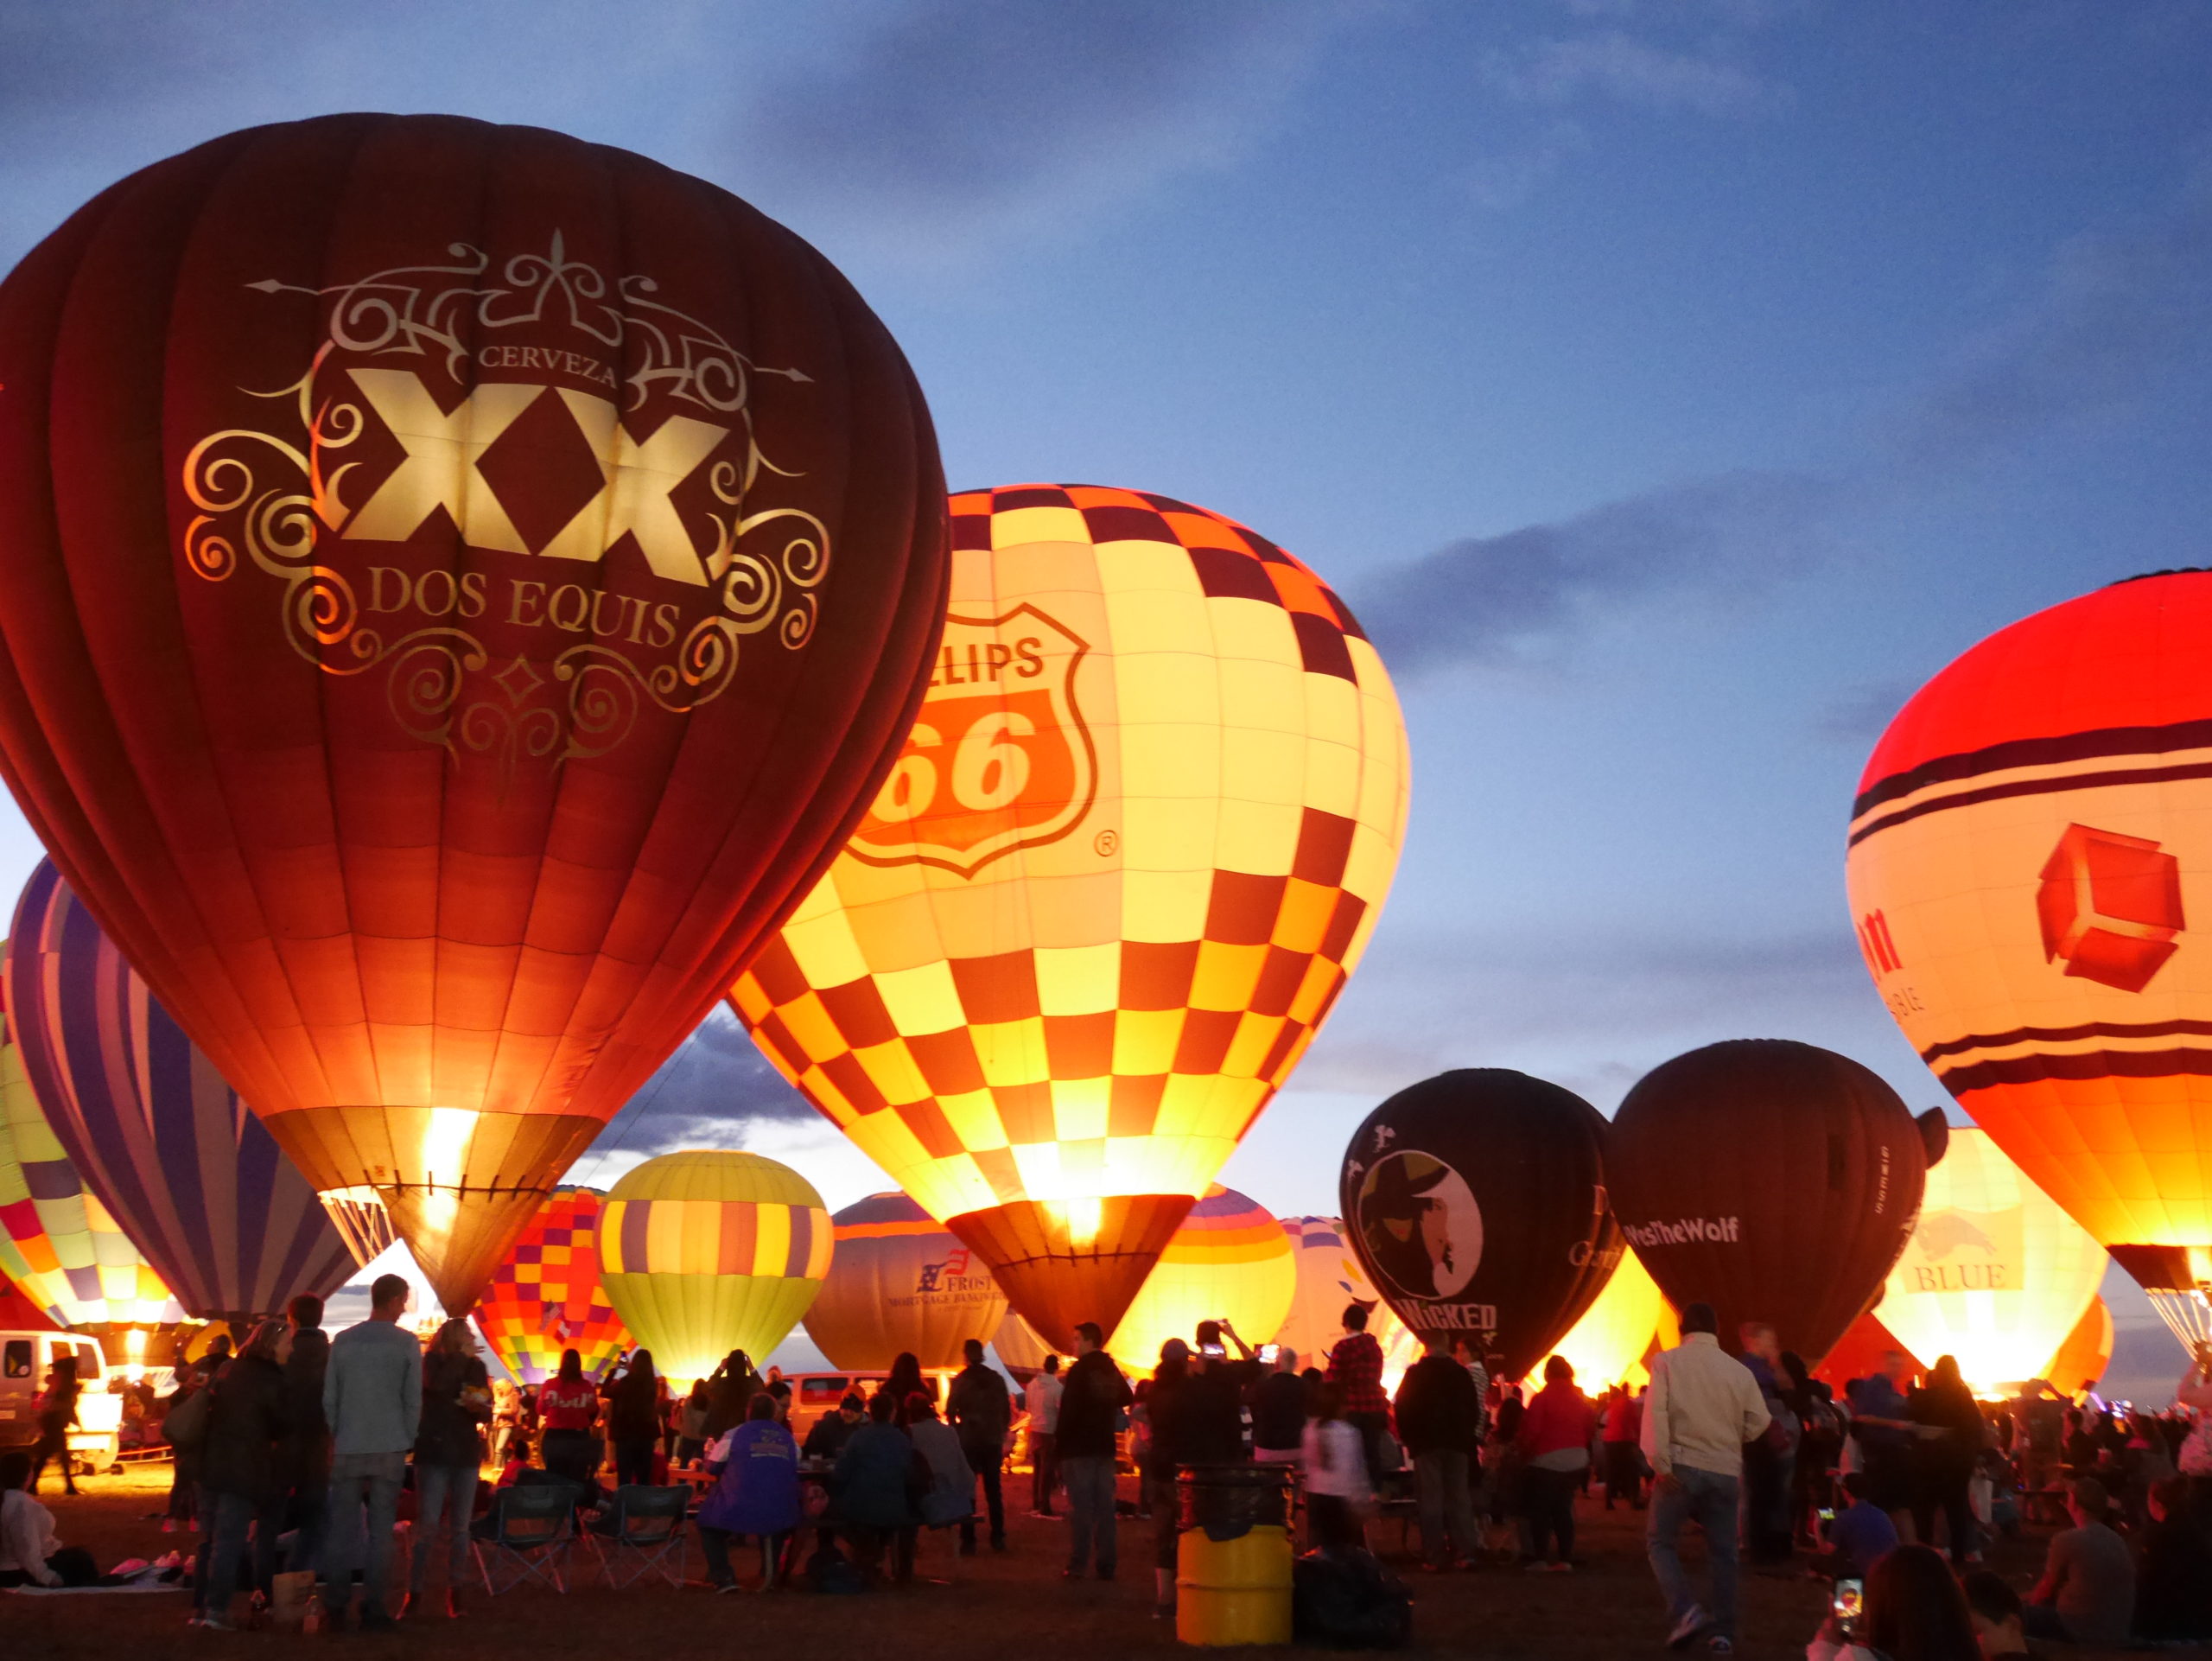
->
<box><xmin>332</xmin><ymin>369</ymin><xmax>728</xmax><ymax>586</ymax></box>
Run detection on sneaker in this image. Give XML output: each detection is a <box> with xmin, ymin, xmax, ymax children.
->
<box><xmin>1544</xmin><ymin>1561</ymin><xmax>1574</xmax><ymax>1574</ymax></box>
<box><xmin>1522</xmin><ymin>1558</ymin><xmax>1549</xmax><ymax>1573</ymax></box>
<box><xmin>1707</xmin><ymin>1639</ymin><xmax>1734</xmax><ymax>1656</ymax></box>
<box><xmin>162</xmin><ymin>1518</ymin><xmax>178</xmax><ymax>1535</ymax></box>
<box><xmin>715</xmin><ymin>1581</ymin><xmax>744</xmax><ymax>1595</ymax></box>
<box><xmin>1668</xmin><ymin>1605</ymin><xmax>1711</xmax><ymax>1650</ymax></box>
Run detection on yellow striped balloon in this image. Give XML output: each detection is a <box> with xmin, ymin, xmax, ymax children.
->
<box><xmin>599</xmin><ymin>1150</ymin><xmax>833</xmax><ymax>1380</ymax></box>
<box><xmin>1110</xmin><ymin>1184</ymin><xmax>1295</xmax><ymax>1373</ymax></box>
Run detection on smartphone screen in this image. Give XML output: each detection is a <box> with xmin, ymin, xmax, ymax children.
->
<box><xmin>1833</xmin><ymin>1578</ymin><xmax>1865</xmax><ymax>1639</ymax></box>
<box><xmin>1201</xmin><ymin>1344</ymin><xmax>1226</xmax><ymax>1359</ymax></box>
<box><xmin>1257</xmin><ymin>1344</ymin><xmax>1281</xmax><ymax>1365</ymax></box>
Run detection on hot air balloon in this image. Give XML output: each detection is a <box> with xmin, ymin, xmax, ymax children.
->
<box><xmin>599</xmin><ymin>1150</ymin><xmax>832</xmax><ymax>1378</ymax></box>
<box><xmin>1873</xmin><ymin>1127</ymin><xmax>2107</xmax><ymax>1392</ymax></box>
<box><xmin>731</xmin><ymin>484</ymin><xmax>1409</xmax><ymax>1348</ymax></box>
<box><xmin>0</xmin><ymin>115</ymin><xmax>949</xmax><ymax>1311</ymax></box>
<box><xmin>804</xmin><ymin>1191</ymin><xmax>1007</xmax><ymax>1371</ymax></box>
<box><xmin>2044</xmin><ymin>1297</ymin><xmax>2113</xmax><ymax>1391</ymax></box>
<box><xmin>5</xmin><ymin>862</ymin><xmax>359</xmax><ymax>1321</ymax></box>
<box><xmin>1610</xmin><ymin>1041</ymin><xmax>1932</xmax><ymax>1365</ymax></box>
<box><xmin>0</xmin><ymin>970</ymin><xmax>182</xmax><ymax>1346</ymax></box>
<box><xmin>1109</xmin><ymin>1184</ymin><xmax>1295</xmax><ymax>1373</ymax></box>
<box><xmin>991</xmin><ymin>1308</ymin><xmax>1053</xmax><ymax>1376</ymax></box>
<box><xmin>315</xmin><ymin>1189</ymin><xmax>397</xmax><ymax>1272</ymax></box>
<box><xmin>1847</xmin><ymin>572</ymin><xmax>2212</xmax><ymax>1349</ymax></box>
<box><xmin>1272</xmin><ymin>1215</ymin><xmax>1421</xmax><ymax>1378</ymax></box>
<box><xmin>1340</xmin><ymin>1071</ymin><xmax>1619</xmax><ymax>1379</ymax></box>
<box><xmin>1548</xmin><ymin>1248</ymin><xmax>1675</xmax><ymax>1391</ymax></box>
<box><xmin>472</xmin><ymin>1186</ymin><xmax>629</xmax><ymax>1386</ymax></box>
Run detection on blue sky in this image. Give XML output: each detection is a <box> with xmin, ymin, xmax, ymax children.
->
<box><xmin>4</xmin><ymin>0</ymin><xmax>2209</xmax><ymax>1391</ymax></box>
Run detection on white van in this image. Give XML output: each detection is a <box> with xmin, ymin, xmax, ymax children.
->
<box><xmin>0</xmin><ymin>1329</ymin><xmax>124</xmax><ymax>1472</ymax></box>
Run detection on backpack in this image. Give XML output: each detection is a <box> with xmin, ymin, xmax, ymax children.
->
<box><xmin>162</xmin><ymin>1385</ymin><xmax>214</xmax><ymax>1451</ymax></box>
<box><xmin>804</xmin><ymin>1543</ymin><xmax>865</xmax><ymax>1594</ymax></box>
<box><xmin>1292</xmin><ymin>1546</ymin><xmax>1414</xmax><ymax>1650</ymax></box>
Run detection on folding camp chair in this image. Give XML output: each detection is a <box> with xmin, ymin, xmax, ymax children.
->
<box><xmin>473</xmin><ymin>1481</ymin><xmax>582</xmax><ymax>1594</ymax></box>
<box><xmin>579</xmin><ymin>1485</ymin><xmax>691</xmax><ymax>1589</ymax></box>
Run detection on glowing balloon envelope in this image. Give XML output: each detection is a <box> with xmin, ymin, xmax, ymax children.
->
<box><xmin>2044</xmin><ymin>1296</ymin><xmax>2113</xmax><ymax>1391</ymax></box>
<box><xmin>472</xmin><ymin>1186</ymin><xmax>630</xmax><ymax>1386</ymax></box>
<box><xmin>1341</xmin><ymin>1070</ymin><xmax>1620</xmax><ymax>1378</ymax></box>
<box><xmin>1847</xmin><ymin>571</ymin><xmax>2212</xmax><ymax>1348</ymax></box>
<box><xmin>1610</xmin><ymin>1041</ymin><xmax>1931</xmax><ymax>1365</ymax></box>
<box><xmin>1109</xmin><ymin>1184</ymin><xmax>1295</xmax><ymax>1373</ymax></box>
<box><xmin>804</xmin><ymin>1191</ymin><xmax>1007</xmax><ymax>1371</ymax></box>
<box><xmin>732</xmin><ymin>485</ymin><xmax>1408</xmax><ymax>1348</ymax></box>
<box><xmin>1272</xmin><ymin>1214</ymin><xmax>1420</xmax><ymax>1378</ymax></box>
<box><xmin>0</xmin><ymin>963</ymin><xmax>181</xmax><ymax>1340</ymax></box>
<box><xmin>1548</xmin><ymin>1248</ymin><xmax>1674</xmax><ymax>1390</ymax></box>
<box><xmin>1873</xmin><ymin>1127</ymin><xmax>2106</xmax><ymax>1391</ymax></box>
<box><xmin>599</xmin><ymin>1149</ymin><xmax>832</xmax><ymax>1378</ymax></box>
<box><xmin>0</xmin><ymin>114</ymin><xmax>950</xmax><ymax>1310</ymax></box>
<box><xmin>6</xmin><ymin>862</ymin><xmax>358</xmax><ymax>1320</ymax></box>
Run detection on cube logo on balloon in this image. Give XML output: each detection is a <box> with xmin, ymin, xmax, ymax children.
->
<box><xmin>0</xmin><ymin>115</ymin><xmax>950</xmax><ymax>1313</ymax></box>
<box><xmin>734</xmin><ymin>485</ymin><xmax>1409</xmax><ymax>1349</ymax></box>
<box><xmin>2034</xmin><ymin>824</ymin><xmax>2183</xmax><ymax>993</ymax></box>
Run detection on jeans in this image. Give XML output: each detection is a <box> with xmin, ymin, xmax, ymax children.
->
<box><xmin>1522</xmin><ymin>1465</ymin><xmax>1580</xmax><ymax>1562</ymax></box>
<box><xmin>702</xmin><ymin>1524</ymin><xmax>791</xmax><ymax>1587</ymax></box>
<box><xmin>1413</xmin><ymin>1449</ymin><xmax>1478</xmax><ymax>1566</ymax></box>
<box><xmin>289</xmin><ymin>1470</ymin><xmax>329</xmax><ymax>1581</ymax></box>
<box><xmin>322</xmin><ymin>1451</ymin><xmax>406</xmax><ymax>1620</ymax></box>
<box><xmin>1061</xmin><ymin>1454</ymin><xmax>1117</xmax><ymax>1575</ymax></box>
<box><xmin>959</xmin><ymin>1441</ymin><xmax>1006</xmax><ymax>1546</ymax></box>
<box><xmin>1347</xmin><ymin>1411</ymin><xmax>1391</xmax><ymax>1486</ymax></box>
<box><xmin>613</xmin><ymin>1436</ymin><xmax>656</xmax><ymax>1489</ymax></box>
<box><xmin>1743</xmin><ymin>1441</ymin><xmax>1795</xmax><ymax>1562</ymax></box>
<box><xmin>1030</xmin><ymin>1431</ymin><xmax>1058</xmax><ymax>1513</ymax></box>
<box><xmin>1604</xmin><ymin>1441</ymin><xmax>1644</xmax><ymax>1507</ymax></box>
<box><xmin>199</xmin><ymin>1491</ymin><xmax>285</xmax><ymax>1613</ymax></box>
<box><xmin>845</xmin><ymin>1524</ymin><xmax>916</xmax><ymax>1582</ymax></box>
<box><xmin>1648</xmin><ymin>1467</ymin><xmax>1741</xmax><ymax>1640</ymax></box>
<box><xmin>409</xmin><ymin>1462</ymin><xmax>479</xmax><ymax>1595</ymax></box>
<box><xmin>541</xmin><ymin>1428</ymin><xmax>598</xmax><ymax>1488</ymax></box>
<box><xmin>1911</xmin><ymin>1461</ymin><xmax>1975</xmax><ymax>1563</ymax></box>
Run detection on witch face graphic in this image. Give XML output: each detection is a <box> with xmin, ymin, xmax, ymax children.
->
<box><xmin>1357</xmin><ymin>1151</ymin><xmax>1482</xmax><ymax>1301</ymax></box>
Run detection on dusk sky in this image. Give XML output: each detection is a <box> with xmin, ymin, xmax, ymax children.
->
<box><xmin>5</xmin><ymin>2</ymin><xmax>2208</xmax><ymax>1389</ymax></box>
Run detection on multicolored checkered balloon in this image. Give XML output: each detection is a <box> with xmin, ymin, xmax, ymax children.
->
<box><xmin>731</xmin><ymin>485</ymin><xmax>1408</xmax><ymax>1350</ymax></box>
<box><xmin>472</xmin><ymin>1187</ymin><xmax>630</xmax><ymax>1386</ymax></box>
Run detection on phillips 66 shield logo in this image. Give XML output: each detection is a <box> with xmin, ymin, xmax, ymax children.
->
<box><xmin>848</xmin><ymin>603</ymin><xmax>1097</xmax><ymax>878</ymax></box>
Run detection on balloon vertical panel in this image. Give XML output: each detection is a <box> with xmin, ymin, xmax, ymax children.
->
<box><xmin>1847</xmin><ymin>571</ymin><xmax>2212</xmax><ymax>1348</ymax></box>
<box><xmin>0</xmin><ymin>113</ymin><xmax>950</xmax><ymax>1311</ymax></box>
<box><xmin>6</xmin><ymin>861</ymin><xmax>356</xmax><ymax>1319</ymax></box>
<box><xmin>733</xmin><ymin>484</ymin><xmax>1409</xmax><ymax>1347</ymax></box>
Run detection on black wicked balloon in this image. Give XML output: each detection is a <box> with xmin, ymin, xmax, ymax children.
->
<box><xmin>1338</xmin><ymin>1069</ymin><xmax>1620</xmax><ymax>1379</ymax></box>
<box><xmin>1608</xmin><ymin>1039</ymin><xmax>1929</xmax><ymax>1365</ymax></box>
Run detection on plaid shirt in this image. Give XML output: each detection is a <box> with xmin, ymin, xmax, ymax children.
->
<box><xmin>1325</xmin><ymin>1331</ymin><xmax>1389</xmax><ymax>1418</ymax></box>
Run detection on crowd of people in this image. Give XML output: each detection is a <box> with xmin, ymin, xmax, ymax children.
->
<box><xmin>3</xmin><ymin>1280</ymin><xmax>2210</xmax><ymax>1656</ymax></box>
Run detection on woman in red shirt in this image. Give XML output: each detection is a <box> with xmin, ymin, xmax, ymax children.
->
<box><xmin>1516</xmin><ymin>1355</ymin><xmax>1599</xmax><ymax>1571</ymax></box>
<box><xmin>537</xmin><ymin>1349</ymin><xmax>601</xmax><ymax>1490</ymax></box>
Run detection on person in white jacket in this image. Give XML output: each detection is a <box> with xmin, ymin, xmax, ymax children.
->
<box><xmin>0</xmin><ymin>1449</ymin><xmax>67</xmax><ymax>1587</ymax></box>
<box><xmin>1640</xmin><ymin>1301</ymin><xmax>1772</xmax><ymax>1657</ymax></box>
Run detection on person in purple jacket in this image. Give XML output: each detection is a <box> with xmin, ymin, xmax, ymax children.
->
<box><xmin>697</xmin><ymin>1392</ymin><xmax>802</xmax><ymax>1592</ymax></box>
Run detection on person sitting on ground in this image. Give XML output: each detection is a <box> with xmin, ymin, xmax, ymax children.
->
<box><xmin>1813</xmin><ymin>1473</ymin><xmax>1900</xmax><ymax>1582</ymax></box>
<box><xmin>1808</xmin><ymin>1542</ymin><xmax>1983</xmax><ymax>1661</ymax></box>
<box><xmin>697</xmin><ymin>1391</ymin><xmax>801</xmax><ymax>1593</ymax></box>
<box><xmin>833</xmin><ymin>1390</ymin><xmax>919</xmax><ymax>1583</ymax></box>
<box><xmin>2134</xmin><ymin>1474</ymin><xmax>2212</xmax><ymax>1642</ymax></box>
<box><xmin>2024</xmin><ymin>1475</ymin><xmax>2134</xmax><ymax>1647</ymax></box>
<box><xmin>1960</xmin><ymin>1570</ymin><xmax>2031</xmax><ymax>1661</ymax></box>
<box><xmin>0</xmin><ymin>1448</ymin><xmax>99</xmax><ymax>1587</ymax></box>
<box><xmin>804</xmin><ymin>1392</ymin><xmax>866</xmax><ymax>1462</ymax></box>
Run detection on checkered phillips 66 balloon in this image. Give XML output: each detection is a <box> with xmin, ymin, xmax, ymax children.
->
<box><xmin>730</xmin><ymin>486</ymin><xmax>1409</xmax><ymax>1351</ymax></box>
<box><xmin>1847</xmin><ymin>570</ymin><xmax>2212</xmax><ymax>1348</ymax></box>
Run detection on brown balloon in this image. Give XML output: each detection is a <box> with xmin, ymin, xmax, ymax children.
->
<box><xmin>1610</xmin><ymin>1040</ymin><xmax>1929</xmax><ymax>1365</ymax></box>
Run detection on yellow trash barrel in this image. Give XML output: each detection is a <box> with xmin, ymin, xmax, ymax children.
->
<box><xmin>1174</xmin><ymin>1464</ymin><xmax>1294</xmax><ymax>1647</ymax></box>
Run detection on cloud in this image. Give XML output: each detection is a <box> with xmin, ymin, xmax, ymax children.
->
<box><xmin>1489</xmin><ymin>28</ymin><xmax>1789</xmax><ymax>118</ymax></box>
<box><xmin>725</xmin><ymin>0</ymin><xmax>1354</xmax><ymax>257</ymax></box>
<box><xmin>572</xmin><ymin>1008</ymin><xmax>818</xmax><ymax>1182</ymax></box>
<box><xmin>1891</xmin><ymin>165</ymin><xmax>2212</xmax><ymax>471</ymax></box>
<box><xmin>1813</xmin><ymin>679</ymin><xmax>1914</xmax><ymax>746</ymax></box>
<box><xmin>1351</xmin><ymin>469</ymin><xmax>1836</xmax><ymax>677</ymax></box>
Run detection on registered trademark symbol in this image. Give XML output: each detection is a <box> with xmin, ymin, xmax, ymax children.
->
<box><xmin>1094</xmin><ymin>829</ymin><xmax>1118</xmax><ymax>856</ymax></box>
